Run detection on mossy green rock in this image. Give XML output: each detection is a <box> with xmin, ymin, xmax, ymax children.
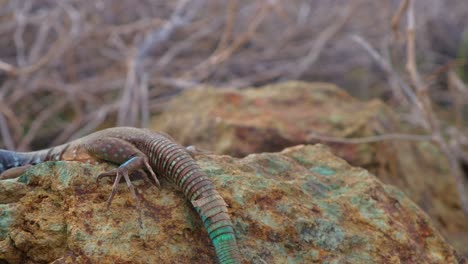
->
<box><xmin>150</xmin><ymin>81</ymin><xmax>468</xmax><ymax>256</ymax></box>
<box><xmin>0</xmin><ymin>145</ymin><xmax>462</xmax><ymax>263</ymax></box>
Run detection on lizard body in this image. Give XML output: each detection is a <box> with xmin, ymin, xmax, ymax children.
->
<box><xmin>0</xmin><ymin>127</ymin><xmax>241</xmax><ymax>264</ymax></box>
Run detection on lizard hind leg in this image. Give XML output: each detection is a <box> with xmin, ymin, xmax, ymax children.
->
<box><xmin>103</xmin><ymin>157</ymin><xmax>143</xmax><ymax>226</ymax></box>
<box><xmin>85</xmin><ymin>137</ymin><xmax>160</xmax><ymax>187</ymax></box>
<box><xmin>84</xmin><ymin>137</ymin><xmax>160</xmax><ymax>226</ymax></box>
<box><xmin>98</xmin><ymin>156</ymin><xmax>158</xmax><ymax>209</ymax></box>
<box><xmin>97</xmin><ymin>168</ymin><xmax>154</xmax><ymax>186</ymax></box>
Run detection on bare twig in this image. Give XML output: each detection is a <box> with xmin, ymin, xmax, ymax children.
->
<box><xmin>28</xmin><ymin>19</ymin><xmax>52</xmax><ymax>63</ymax></box>
<box><xmin>425</xmin><ymin>59</ymin><xmax>468</xmax><ymax>84</ymax></box>
<box><xmin>448</xmin><ymin>70</ymin><xmax>466</xmax><ymax>129</ymax></box>
<box><xmin>139</xmin><ymin>73</ymin><xmax>150</xmax><ymax>128</ymax></box>
<box><xmin>0</xmin><ymin>103</ymin><xmax>22</xmax><ymax>143</ymax></box>
<box><xmin>0</xmin><ymin>60</ymin><xmax>17</xmax><ymax>74</ymax></box>
<box><xmin>0</xmin><ymin>114</ymin><xmax>15</xmax><ymax>150</ymax></box>
<box><xmin>391</xmin><ymin>0</ymin><xmax>409</xmax><ymax>39</ymax></box>
<box><xmin>17</xmin><ymin>100</ymin><xmax>68</xmax><ymax>151</ymax></box>
<box><xmin>69</xmin><ymin>104</ymin><xmax>119</xmax><ymax>141</ymax></box>
<box><xmin>156</xmin><ymin>18</ymin><xmax>223</xmax><ymax>68</ymax></box>
<box><xmin>350</xmin><ymin>34</ymin><xmax>426</xmax><ymax>124</ymax></box>
<box><xmin>183</xmin><ymin>1</ymin><xmax>271</xmax><ymax>81</ymax></box>
<box><xmin>307</xmin><ymin>132</ymin><xmax>433</xmax><ymax>144</ymax></box>
<box><xmin>97</xmin><ymin>17</ymin><xmax>164</xmax><ymax>36</ymax></box>
<box><xmin>291</xmin><ymin>2</ymin><xmax>356</xmax><ymax>79</ymax></box>
<box><xmin>403</xmin><ymin>0</ymin><xmax>468</xmax><ymax>214</ymax></box>
<box><xmin>117</xmin><ymin>0</ymin><xmax>204</xmax><ymax>126</ymax></box>
<box><xmin>214</xmin><ymin>0</ymin><xmax>238</xmax><ymax>54</ymax></box>
<box><xmin>405</xmin><ymin>0</ymin><xmax>425</xmax><ymax>93</ymax></box>
<box><xmin>13</xmin><ymin>1</ymin><xmax>31</xmax><ymax>67</ymax></box>
<box><xmin>448</xmin><ymin>69</ymin><xmax>468</xmax><ymax>97</ymax></box>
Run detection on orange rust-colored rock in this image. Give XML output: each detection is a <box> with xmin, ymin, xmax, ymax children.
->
<box><xmin>0</xmin><ymin>145</ymin><xmax>464</xmax><ymax>263</ymax></box>
<box><xmin>151</xmin><ymin>81</ymin><xmax>468</xmax><ymax>256</ymax></box>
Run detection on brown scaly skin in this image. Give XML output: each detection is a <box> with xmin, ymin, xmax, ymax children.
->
<box><xmin>0</xmin><ymin>127</ymin><xmax>242</xmax><ymax>264</ymax></box>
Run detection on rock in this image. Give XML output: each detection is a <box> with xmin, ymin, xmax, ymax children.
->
<box><xmin>0</xmin><ymin>145</ymin><xmax>463</xmax><ymax>263</ymax></box>
<box><xmin>150</xmin><ymin>81</ymin><xmax>468</xmax><ymax>256</ymax></box>
<box><xmin>151</xmin><ymin>81</ymin><xmax>379</xmax><ymax>157</ymax></box>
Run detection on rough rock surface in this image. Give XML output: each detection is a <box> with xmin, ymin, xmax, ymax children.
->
<box><xmin>151</xmin><ymin>81</ymin><xmax>468</xmax><ymax>255</ymax></box>
<box><xmin>0</xmin><ymin>145</ymin><xmax>463</xmax><ymax>263</ymax></box>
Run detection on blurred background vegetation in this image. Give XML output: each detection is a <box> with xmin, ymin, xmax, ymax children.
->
<box><xmin>0</xmin><ymin>0</ymin><xmax>466</xmax><ymax>150</ymax></box>
<box><xmin>1</xmin><ymin>0</ymin><xmax>468</xmax><ymax>257</ymax></box>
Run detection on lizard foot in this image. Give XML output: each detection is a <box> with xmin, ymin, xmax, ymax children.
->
<box><xmin>96</xmin><ymin>156</ymin><xmax>160</xmax><ymax>227</ymax></box>
<box><xmin>97</xmin><ymin>169</ymin><xmax>153</xmax><ymax>186</ymax></box>
<box><xmin>98</xmin><ymin>165</ymin><xmax>143</xmax><ymax>227</ymax></box>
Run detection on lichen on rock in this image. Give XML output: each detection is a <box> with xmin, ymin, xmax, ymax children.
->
<box><xmin>0</xmin><ymin>144</ymin><xmax>462</xmax><ymax>263</ymax></box>
<box><xmin>151</xmin><ymin>81</ymin><xmax>468</xmax><ymax>256</ymax></box>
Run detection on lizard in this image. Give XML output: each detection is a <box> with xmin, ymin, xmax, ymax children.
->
<box><xmin>0</xmin><ymin>127</ymin><xmax>242</xmax><ymax>264</ymax></box>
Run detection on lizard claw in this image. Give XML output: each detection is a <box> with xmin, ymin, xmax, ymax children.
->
<box><xmin>105</xmin><ymin>166</ymin><xmax>143</xmax><ymax>227</ymax></box>
<box><xmin>96</xmin><ymin>169</ymin><xmax>118</xmax><ymax>185</ymax></box>
<box><xmin>135</xmin><ymin>169</ymin><xmax>152</xmax><ymax>185</ymax></box>
<box><xmin>96</xmin><ymin>168</ymin><xmax>156</xmax><ymax>187</ymax></box>
<box><xmin>142</xmin><ymin>158</ymin><xmax>160</xmax><ymax>189</ymax></box>
<box><xmin>96</xmin><ymin>156</ymin><xmax>160</xmax><ymax>228</ymax></box>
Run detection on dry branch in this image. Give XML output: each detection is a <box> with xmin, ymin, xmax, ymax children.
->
<box><xmin>0</xmin><ymin>114</ymin><xmax>14</xmax><ymax>150</ymax></box>
<box><xmin>291</xmin><ymin>1</ymin><xmax>356</xmax><ymax>79</ymax></box>
<box><xmin>391</xmin><ymin>0</ymin><xmax>409</xmax><ymax>39</ymax></box>
<box><xmin>401</xmin><ymin>0</ymin><xmax>468</xmax><ymax>214</ymax></box>
<box><xmin>117</xmin><ymin>0</ymin><xmax>203</xmax><ymax>127</ymax></box>
<box><xmin>183</xmin><ymin>1</ymin><xmax>272</xmax><ymax>81</ymax></box>
<box><xmin>348</xmin><ymin>0</ymin><xmax>468</xmax><ymax>214</ymax></box>
<box><xmin>307</xmin><ymin>131</ymin><xmax>433</xmax><ymax>144</ymax></box>
<box><xmin>0</xmin><ymin>0</ymin><xmax>465</xmax><ymax>208</ymax></box>
<box><xmin>448</xmin><ymin>70</ymin><xmax>467</xmax><ymax>129</ymax></box>
<box><xmin>350</xmin><ymin>34</ymin><xmax>427</xmax><ymax>125</ymax></box>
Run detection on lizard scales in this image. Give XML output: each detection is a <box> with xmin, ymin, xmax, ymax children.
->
<box><xmin>0</xmin><ymin>127</ymin><xmax>241</xmax><ymax>264</ymax></box>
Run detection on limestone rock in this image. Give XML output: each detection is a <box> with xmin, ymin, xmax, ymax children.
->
<box><xmin>0</xmin><ymin>145</ymin><xmax>463</xmax><ymax>263</ymax></box>
<box><xmin>150</xmin><ymin>81</ymin><xmax>468</xmax><ymax>255</ymax></box>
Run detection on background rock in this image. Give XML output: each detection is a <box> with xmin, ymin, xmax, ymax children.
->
<box><xmin>0</xmin><ymin>145</ymin><xmax>462</xmax><ymax>263</ymax></box>
<box><xmin>151</xmin><ymin>81</ymin><xmax>468</xmax><ymax>255</ymax></box>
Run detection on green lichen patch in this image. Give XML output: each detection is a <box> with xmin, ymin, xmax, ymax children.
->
<box><xmin>18</xmin><ymin>162</ymin><xmax>56</xmax><ymax>184</ymax></box>
<box><xmin>297</xmin><ymin>218</ymin><xmax>345</xmax><ymax>251</ymax></box>
<box><xmin>0</xmin><ymin>205</ymin><xmax>13</xmax><ymax>239</ymax></box>
<box><xmin>311</xmin><ymin>165</ymin><xmax>336</xmax><ymax>176</ymax></box>
<box><xmin>302</xmin><ymin>179</ymin><xmax>333</xmax><ymax>198</ymax></box>
<box><xmin>350</xmin><ymin>195</ymin><xmax>390</xmax><ymax>232</ymax></box>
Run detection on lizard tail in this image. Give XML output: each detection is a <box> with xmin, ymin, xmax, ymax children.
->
<box><xmin>0</xmin><ymin>150</ymin><xmax>35</xmax><ymax>173</ymax></box>
<box><xmin>184</xmin><ymin>170</ymin><xmax>242</xmax><ymax>264</ymax></box>
<box><xmin>192</xmin><ymin>192</ymin><xmax>241</xmax><ymax>264</ymax></box>
<box><xmin>0</xmin><ymin>147</ymin><xmax>55</xmax><ymax>173</ymax></box>
<box><xmin>149</xmin><ymin>138</ymin><xmax>242</xmax><ymax>263</ymax></box>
